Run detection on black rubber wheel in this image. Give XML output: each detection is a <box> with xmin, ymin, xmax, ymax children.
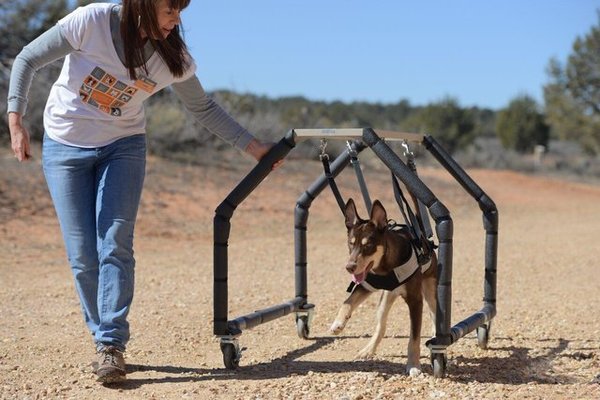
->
<box><xmin>477</xmin><ymin>324</ymin><xmax>490</xmax><ymax>350</ymax></box>
<box><xmin>432</xmin><ymin>353</ymin><xmax>447</xmax><ymax>378</ymax></box>
<box><xmin>296</xmin><ymin>315</ymin><xmax>310</xmax><ymax>339</ymax></box>
<box><xmin>221</xmin><ymin>343</ymin><xmax>240</xmax><ymax>370</ymax></box>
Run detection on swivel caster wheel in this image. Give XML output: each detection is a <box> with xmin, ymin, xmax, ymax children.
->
<box><xmin>476</xmin><ymin>322</ymin><xmax>492</xmax><ymax>350</ymax></box>
<box><xmin>220</xmin><ymin>339</ymin><xmax>241</xmax><ymax>370</ymax></box>
<box><xmin>296</xmin><ymin>315</ymin><xmax>310</xmax><ymax>339</ymax></box>
<box><xmin>431</xmin><ymin>353</ymin><xmax>447</xmax><ymax>378</ymax></box>
<box><xmin>295</xmin><ymin>305</ymin><xmax>314</xmax><ymax>339</ymax></box>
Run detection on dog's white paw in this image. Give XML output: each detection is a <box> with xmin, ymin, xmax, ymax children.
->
<box><xmin>329</xmin><ymin>320</ymin><xmax>346</xmax><ymax>335</ymax></box>
<box><xmin>354</xmin><ymin>347</ymin><xmax>376</xmax><ymax>360</ymax></box>
<box><xmin>408</xmin><ymin>367</ymin><xmax>422</xmax><ymax>377</ymax></box>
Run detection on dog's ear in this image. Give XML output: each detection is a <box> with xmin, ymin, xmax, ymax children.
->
<box><xmin>370</xmin><ymin>200</ymin><xmax>387</xmax><ymax>231</ymax></box>
<box><xmin>344</xmin><ymin>198</ymin><xmax>359</xmax><ymax>230</ymax></box>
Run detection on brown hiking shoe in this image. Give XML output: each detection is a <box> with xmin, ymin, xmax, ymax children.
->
<box><xmin>95</xmin><ymin>346</ymin><xmax>126</xmax><ymax>383</ymax></box>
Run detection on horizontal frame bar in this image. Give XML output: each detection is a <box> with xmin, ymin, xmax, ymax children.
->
<box><xmin>228</xmin><ymin>297</ymin><xmax>306</xmax><ymax>333</ymax></box>
<box><xmin>292</xmin><ymin>128</ymin><xmax>425</xmax><ymax>143</ymax></box>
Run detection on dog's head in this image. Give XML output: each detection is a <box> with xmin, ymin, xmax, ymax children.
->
<box><xmin>344</xmin><ymin>198</ymin><xmax>388</xmax><ymax>284</ymax></box>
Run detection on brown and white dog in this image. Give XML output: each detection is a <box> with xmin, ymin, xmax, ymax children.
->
<box><xmin>329</xmin><ymin>198</ymin><xmax>437</xmax><ymax>376</ymax></box>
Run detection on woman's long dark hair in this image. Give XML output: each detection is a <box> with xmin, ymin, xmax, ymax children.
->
<box><xmin>121</xmin><ymin>0</ymin><xmax>191</xmax><ymax>80</ymax></box>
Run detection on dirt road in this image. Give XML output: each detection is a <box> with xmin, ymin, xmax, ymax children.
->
<box><xmin>1</xmin><ymin>146</ymin><xmax>599</xmax><ymax>399</ymax></box>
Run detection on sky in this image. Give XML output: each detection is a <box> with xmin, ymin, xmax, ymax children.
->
<box><xmin>179</xmin><ymin>1</ymin><xmax>599</xmax><ymax>110</ymax></box>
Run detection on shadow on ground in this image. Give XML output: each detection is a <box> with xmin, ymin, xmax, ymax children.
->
<box><xmin>103</xmin><ymin>336</ymin><xmax>592</xmax><ymax>390</ymax></box>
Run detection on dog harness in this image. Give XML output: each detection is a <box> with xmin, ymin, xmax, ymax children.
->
<box><xmin>346</xmin><ymin>247</ymin><xmax>429</xmax><ymax>293</ymax></box>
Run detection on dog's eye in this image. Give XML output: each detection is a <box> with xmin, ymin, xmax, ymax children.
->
<box><xmin>361</xmin><ymin>236</ymin><xmax>379</xmax><ymax>252</ymax></box>
<box><xmin>350</xmin><ymin>237</ymin><xmax>356</xmax><ymax>245</ymax></box>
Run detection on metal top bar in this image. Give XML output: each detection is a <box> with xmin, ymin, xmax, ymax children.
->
<box><xmin>375</xmin><ymin>130</ymin><xmax>425</xmax><ymax>143</ymax></box>
<box><xmin>292</xmin><ymin>128</ymin><xmax>425</xmax><ymax>143</ymax></box>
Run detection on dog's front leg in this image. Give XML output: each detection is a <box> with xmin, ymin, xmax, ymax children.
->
<box><xmin>422</xmin><ymin>254</ymin><xmax>438</xmax><ymax>338</ymax></box>
<box><xmin>330</xmin><ymin>286</ymin><xmax>372</xmax><ymax>335</ymax></box>
<box><xmin>355</xmin><ymin>289</ymin><xmax>399</xmax><ymax>360</ymax></box>
<box><xmin>422</xmin><ymin>275</ymin><xmax>437</xmax><ymax>338</ymax></box>
<box><xmin>405</xmin><ymin>292</ymin><xmax>424</xmax><ymax>376</ymax></box>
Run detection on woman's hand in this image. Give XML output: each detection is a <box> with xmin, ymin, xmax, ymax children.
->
<box><xmin>8</xmin><ymin>112</ymin><xmax>32</xmax><ymax>162</ymax></box>
<box><xmin>245</xmin><ymin>139</ymin><xmax>284</xmax><ymax>169</ymax></box>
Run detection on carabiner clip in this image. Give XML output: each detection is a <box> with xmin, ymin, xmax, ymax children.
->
<box><xmin>319</xmin><ymin>139</ymin><xmax>329</xmax><ymax>161</ymax></box>
<box><xmin>402</xmin><ymin>140</ymin><xmax>414</xmax><ymax>157</ymax></box>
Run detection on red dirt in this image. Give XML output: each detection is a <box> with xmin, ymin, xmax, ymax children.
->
<box><xmin>1</xmin><ymin>144</ymin><xmax>599</xmax><ymax>399</ymax></box>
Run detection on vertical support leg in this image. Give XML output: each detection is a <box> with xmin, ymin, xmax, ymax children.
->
<box><xmin>213</xmin><ymin>136</ymin><xmax>295</xmax><ymax>336</ymax></box>
<box><xmin>295</xmin><ymin>203</ymin><xmax>309</xmax><ymax>300</ymax></box>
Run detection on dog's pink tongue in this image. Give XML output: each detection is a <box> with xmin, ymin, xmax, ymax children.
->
<box><xmin>352</xmin><ymin>272</ymin><xmax>366</xmax><ymax>284</ymax></box>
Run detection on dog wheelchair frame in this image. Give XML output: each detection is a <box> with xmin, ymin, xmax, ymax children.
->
<box><xmin>213</xmin><ymin>128</ymin><xmax>498</xmax><ymax>378</ymax></box>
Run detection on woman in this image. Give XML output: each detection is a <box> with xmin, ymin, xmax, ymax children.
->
<box><xmin>7</xmin><ymin>0</ymin><xmax>279</xmax><ymax>383</ymax></box>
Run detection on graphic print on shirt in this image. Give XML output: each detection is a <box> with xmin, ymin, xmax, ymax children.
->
<box><xmin>79</xmin><ymin>66</ymin><xmax>157</xmax><ymax>116</ymax></box>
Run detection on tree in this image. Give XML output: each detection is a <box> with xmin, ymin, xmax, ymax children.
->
<box><xmin>543</xmin><ymin>11</ymin><xmax>600</xmax><ymax>155</ymax></box>
<box><xmin>496</xmin><ymin>95</ymin><xmax>549</xmax><ymax>153</ymax></box>
<box><xmin>403</xmin><ymin>97</ymin><xmax>476</xmax><ymax>154</ymax></box>
<box><xmin>0</xmin><ymin>0</ymin><xmax>72</xmax><ymax>142</ymax></box>
<box><xmin>0</xmin><ymin>0</ymin><xmax>68</xmax><ymax>60</ymax></box>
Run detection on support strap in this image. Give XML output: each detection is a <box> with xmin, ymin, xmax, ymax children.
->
<box><xmin>320</xmin><ymin>140</ymin><xmax>346</xmax><ymax>215</ymax></box>
<box><xmin>391</xmin><ymin>173</ymin><xmax>435</xmax><ymax>265</ymax></box>
<box><xmin>392</xmin><ymin>145</ymin><xmax>442</xmax><ymax>265</ymax></box>
<box><xmin>320</xmin><ymin>140</ymin><xmax>373</xmax><ymax>217</ymax></box>
<box><xmin>391</xmin><ymin>172</ymin><xmax>423</xmax><ymax>243</ymax></box>
<box><xmin>347</xmin><ymin>141</ymin><xmax>372</xmax><ymax>213</ymax></box>
<box><xmin>405</xmin><ymin>154</ymin><xmax>433</xmax><ymax>239</ymax></box>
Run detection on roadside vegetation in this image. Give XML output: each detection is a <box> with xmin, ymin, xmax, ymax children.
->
<box><xmin>2</xmin><ymin>1</ymin><xmax>599</xmax><ymax>180</ymax></box>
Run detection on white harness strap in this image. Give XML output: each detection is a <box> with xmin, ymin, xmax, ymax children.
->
<box><xmin>393</xmin><ymin>250</ymin><xmax>421</xmax><ymax>284</ymax></box>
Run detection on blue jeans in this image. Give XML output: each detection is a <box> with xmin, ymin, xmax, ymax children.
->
<box><xmin>42</xmin><ymin>133</ymin><xmax>146</xmax><ymax>351</ymax></box>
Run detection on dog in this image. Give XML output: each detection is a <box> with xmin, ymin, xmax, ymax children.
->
<box><xmin>329</xmin><ymin>198</ymin><xmax>437</xmax><ymax>376</ymax></box>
